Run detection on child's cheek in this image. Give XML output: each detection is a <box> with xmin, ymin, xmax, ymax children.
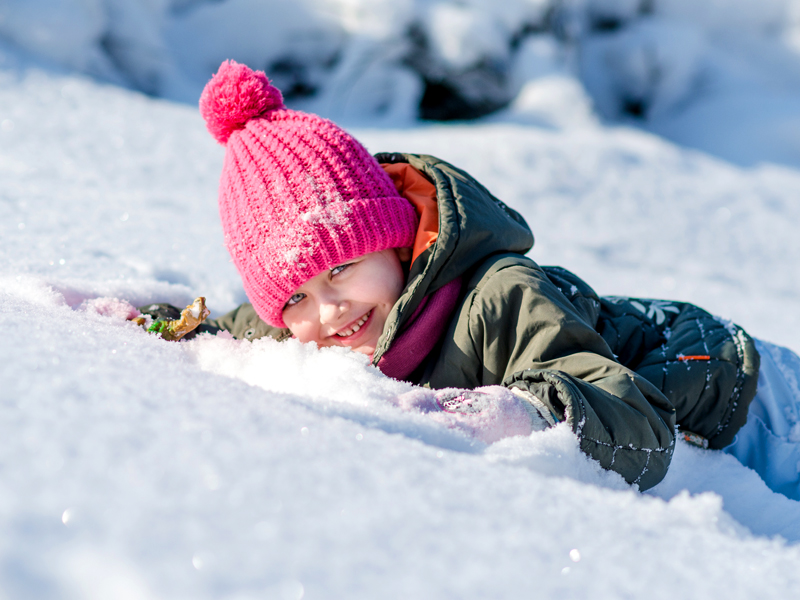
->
<box><xmin>283</xmin><ymin>314</ymin><xmax>316</xmax><ymax>344</ymax></box>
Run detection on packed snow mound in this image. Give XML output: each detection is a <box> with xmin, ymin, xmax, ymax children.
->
<box><xmin>3</xmin><ymin>47</ymin><xmax>800</xmax><ymax>597</ymax></box>
<box><xmin>5</xmin><ymin>0</ymin><xmax>800</xmax><ymax>166</ymax></box>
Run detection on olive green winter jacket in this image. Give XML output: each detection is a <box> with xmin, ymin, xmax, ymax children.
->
<box><xmin>176</xmin><ymin>153</ymin><xmax>760</xmax><ymax>491</ymax></box>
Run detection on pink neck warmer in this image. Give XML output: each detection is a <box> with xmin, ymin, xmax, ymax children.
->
<box><xmin>377</xmin><ymin>278</ymin><xmax>463</xmax><ymax>381</ymax></box>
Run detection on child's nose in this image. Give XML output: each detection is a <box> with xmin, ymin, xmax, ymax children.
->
<box><xmin>319</xmin><ymin>298</ymin><xmax>349</xmax><ymax>324</ymax></box>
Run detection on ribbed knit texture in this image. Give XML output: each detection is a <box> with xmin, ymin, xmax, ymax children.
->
<box><xmin>200</xmin><ymin>60</ymin><xmax>418</xmax><ymax>327</ymax></box>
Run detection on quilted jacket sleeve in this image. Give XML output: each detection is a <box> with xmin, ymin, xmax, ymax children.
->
<box><xmin>459</xmin><ymin>257</ymin><xmax>676</xmax><ymax>490</ymax></box>
<box><xmin>205</xmin><ymin>303</ymin><xmax>291</xmax><ymax>341</ymax></box>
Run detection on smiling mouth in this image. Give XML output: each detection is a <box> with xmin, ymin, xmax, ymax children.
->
<box><xmin>336</xmin><ymin>310</ymin><xmax>372</xmax><ymax>338</ymax></box>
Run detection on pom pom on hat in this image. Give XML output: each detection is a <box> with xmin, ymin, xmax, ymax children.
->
<box><xmin>199</xmin><ymin>60</ymin><xmax>285</xmax><ymax>144</ymax></box>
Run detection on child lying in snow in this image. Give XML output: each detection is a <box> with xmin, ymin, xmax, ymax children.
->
<box><xmin>142</xmin><ymin>60</ymin><xmax>800</xmax><ymax>498</ymax></box>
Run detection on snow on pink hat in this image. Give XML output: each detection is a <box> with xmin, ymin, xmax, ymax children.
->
<box><xmin>200</xmin><ymin>60</ymin><xmax>418</xmax><ymax>328</ymax></box>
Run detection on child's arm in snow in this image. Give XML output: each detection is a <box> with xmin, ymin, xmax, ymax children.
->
<box><xmin>205</xmin><ymin>302</ymin><xmax>291</xmax><ymax>341</ymax></box>
<box><xmin>137</xmin><ymin>301</ymin><xmax>290</xmax><ymax>341</ymax></box>
<box><xmin>444</xmin><ymin>258</ymin><xmax>677</xmax><ymax>490</ymax></box>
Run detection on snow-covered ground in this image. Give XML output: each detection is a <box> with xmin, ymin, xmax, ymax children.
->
<box><xmin>3</xmin><ymin>5</ymin><xmax>800</xmax><ymax>599</ymax></box>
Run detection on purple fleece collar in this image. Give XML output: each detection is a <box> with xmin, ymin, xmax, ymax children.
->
<box><xmin>376</xmin><ymin>278</ymin><xmax>463</xmax><ymax>381</ymax></box>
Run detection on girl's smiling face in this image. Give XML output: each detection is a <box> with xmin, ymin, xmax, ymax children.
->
<box><xmin>281</xmin><ymin>248</ymin><xmax>411</xmax><ymax>357</ymax></box>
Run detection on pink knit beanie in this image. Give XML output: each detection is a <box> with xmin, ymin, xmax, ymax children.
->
<box><xmin>200</xmin><ymin>60</ymin><xmax>419</xmax><ymax>327</ymax></box>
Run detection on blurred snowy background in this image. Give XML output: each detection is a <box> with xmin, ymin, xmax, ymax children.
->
<box><xmin>3</xmin><ymin>1</ymin><xmax>800</xmax><ymax>599</ymax></box>
<box><xmin>5</xmin><ymin>0</ymin><xmax>800</xmax><ymax>165</ymax></box>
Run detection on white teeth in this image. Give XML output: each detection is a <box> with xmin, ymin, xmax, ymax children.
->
<box><xmin>336</xmin><ymin>311</ymin><xmax>370</xmax><ymax>337</ymax></box>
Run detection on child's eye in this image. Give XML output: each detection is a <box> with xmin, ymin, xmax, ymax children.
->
<box><xmin>330</xmin><ymin>263</ymin><xmax>352</xmax><ymax>277</ymax></box>
<box><xmin>284</xmin><ymin>292</ymin><xmax>305</xmax><ymax>308</ymax></box>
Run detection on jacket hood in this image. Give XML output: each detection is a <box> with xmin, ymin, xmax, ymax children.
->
<box><xmin>372</xmin><ymin>153</ymin><xmax>534</xmax><ymax>362</ymax></box>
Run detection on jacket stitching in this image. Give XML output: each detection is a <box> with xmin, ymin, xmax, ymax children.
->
<box><xmin>710</xmin><ymin>325</ymin><xmax>747</xmax><ymax>441</ymax></box>
<box><xmin>533</xmin><ymin>371</ymin><xmax>673</xmax><ymax>485</ymax></box>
